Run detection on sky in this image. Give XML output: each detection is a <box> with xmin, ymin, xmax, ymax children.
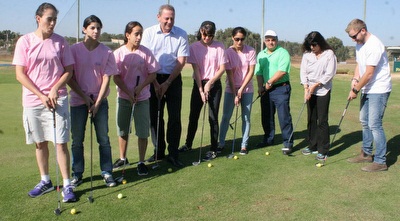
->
<box><xmin>0</xmin><ymin>0</ymin><xmax>398</xmax><ymax>46</ymax></box>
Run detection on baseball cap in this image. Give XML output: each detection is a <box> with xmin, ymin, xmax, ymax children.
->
<box><xmin>264</xmin><ymin>30</ymin><xmax>277</xmax><ymax>37</ymax></box>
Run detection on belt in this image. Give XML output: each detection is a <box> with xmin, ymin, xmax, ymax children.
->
<box><xmin>273</xmin><ymin>81</ymin><xmax>289</xmax><ymax>88</ymax></box>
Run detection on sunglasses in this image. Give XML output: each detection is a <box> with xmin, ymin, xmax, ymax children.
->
<box><xmin>350</xmin><ymin>29</ymin><xmax>362</xmax><ymax>39</ymax></box>
<box><xmin>233</xmin><ymin>38</ymin><xmax>245</xmax><ymax>42</ymax></box>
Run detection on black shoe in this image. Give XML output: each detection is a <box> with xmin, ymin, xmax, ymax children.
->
<box><xmin>239</xmin><ymin>148</ymin><xmax>248</xmax><ymax>155</ymax></box>
<box><xmin>202</xmin><ymin>151</ymin><xmax>217</xmax><ymax>161</ymax></box>
<box><xmin>137</xmin><ymin>163</ymin><xmax>148</xmax><ymax>176</ymax></box>
<box><xmin>146</xmin><ymin>154</ymin><xmax>165</xmax><ymax>162</ymax></box>
<box><xmin>256</xmin><ymin>141</ymin><xmax>273</xmax><ymax>148</ymax></box>
<box><xmin>112</xmin><ymin>158</ymin><xmax>129</xmax><ymax>171</ymax></box>
<box><xmin>167</xmin><ymin>156</ymin><xmax>184</xmax><ymax>167</ymax></box>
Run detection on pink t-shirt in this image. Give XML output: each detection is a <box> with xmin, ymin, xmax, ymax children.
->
<box><xmin>187</xmin><ymin>41</ymin><xmax>227</xmax><ymax>80</ymax></box>
<box><xmin>224</xmin><ymin>45</ymin><xmax>256</xmax><ymax>93</ymax></box>
<box><xmin>12</xmin><ymin>32</ymin><xmax>74</xmax><ymax>107</ymax></box>
<box><xmin>114</xmin><ymin>45</ymin><xmax>160</xmax><ymax>101</ymax></box>
<box><xmin>69</xmin><ymin>42</ymin><xmax>118</xmax><ymax>106</ymax></box>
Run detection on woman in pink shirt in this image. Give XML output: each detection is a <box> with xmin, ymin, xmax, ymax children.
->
<box><xmin>12</xmin><ymin>2</ymin><xmax>76</xmax><ymax>202</ymax></box>
<box><xmin>179</xmin><ymin>21</ymin><xmax>226</xmax><ymax>161</ymax></box>
<box><xmin>68</xmin><ymin>15</ymin><xmax>118</xmax><ymax>187</ymax></box>
<box><xmin>219</xmin><ymin>27</ymin><xmax>256</xmax><ymax>155</ymax></box>
<box><xmin>113</xmin><ymin>21</ymin><xmax>159</xmax><ymax>176</ymax></box>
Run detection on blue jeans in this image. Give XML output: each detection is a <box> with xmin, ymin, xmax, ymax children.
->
<box><xmin>219</xmin><ymin>92</ymin><xmax>253</xmax><ymax>149</ymax></box>
<box><xmin>260</xmin><ymin>84</ymin><xmax>293</xmax><ymax>148</ymax></box>
<box><xmin>70</xmin><ymin>99</ymin><xmax>113</xmax><ymax>177</ymax></box>
<box><xmin>360</xmin><ymin>92</ymin><xmax>390</xmax><ymax>164</ymax></box>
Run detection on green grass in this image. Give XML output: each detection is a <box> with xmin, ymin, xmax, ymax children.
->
<box><xmin>1</xmin><ymin>65</ymin><xmax>400</xmax><ymax>221</ymax></box>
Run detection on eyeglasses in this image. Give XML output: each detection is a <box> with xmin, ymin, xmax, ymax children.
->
<box><xmin>233</xmin><ymin>38</ymin><xmax>245</xmax><ymax>42</ymax></box>
<box><xmin>349</xmin><ymin>29</ymin><xmax>362</xmax><ymax>39</ymax></box>
<box><xmin>310</xmin><ymin>43</ymin><xmax>318</xmax><ymax>47</ymax></box>
<box><xmin>202</xmin><ymin>33</ymin><xmax>214</xmax><ymax>38</ymax></box>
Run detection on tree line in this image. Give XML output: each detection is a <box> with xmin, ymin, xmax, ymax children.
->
<box><xmin>1</xmin><ymin>29</ymin><xmax>352</xmax><ymax>62</ymax></box>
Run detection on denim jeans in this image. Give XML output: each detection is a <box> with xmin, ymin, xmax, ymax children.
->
<box><xmin>360</xmin><ymin>92</ymin><xmax>390</xmax><ymax>164</ymax></box>
<box><xmin>219</xmin><ymin>92</ymin><xmax>253</xmax><ymax>149</ymax></box>
<box><xmin>260</xmin><ymin>84</ymin><xmax>293</xmax><ymax>148</ymax></box>
<box><xmin>70</xmin><ymin>99</ymin><xmax>113</xmax><ymax>177</ymax></box>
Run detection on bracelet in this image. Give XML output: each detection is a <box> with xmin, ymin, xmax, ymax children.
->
<box><xmin>352</xmin><ymin>78</ymin><xmax>359</xmax><ymax>83</ymax></box>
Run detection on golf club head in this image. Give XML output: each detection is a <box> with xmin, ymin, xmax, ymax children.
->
<box><xmin>54</xmin><ymin>208</ymin><xmax>61</xmax><ymax>216</ymax></box>
<box><xmin>88</xmin><ymin>196</ymin><xmax>94</xmax><ymax>203</ymax></box>
<box><xmin>115</xmin><ymin>176</ymin><xmax>124</xmax><ymax>183</ymax></box>
<box><xmin>152</xmin><ymin>163</ymin><xmax>160</xmax><ymax>169</ymax></box>
<box><xmin>192</xmin><ymin>161</ymin><xmax>201</xmax><ymax>166</ymax></box>
<box><xmin>227</xmin><ymin>153</ymin><xmax>234</xmax><ymax>159</ymax></box>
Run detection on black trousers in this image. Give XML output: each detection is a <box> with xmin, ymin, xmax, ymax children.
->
<box><xmin>150</xmin><ymin>74</ymin><xmax>182</xmax><ymax>159</ymax></box>
<box><xmin>307</xmin><ymin>90</ymin><xmax>331</xmax><ymax>155</ymax></box>
<box><xmin>185</xmin><ymin>79</ymin><xmax>222</xmax><ymax>151</ymax></box>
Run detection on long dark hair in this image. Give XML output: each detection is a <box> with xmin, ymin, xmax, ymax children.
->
<box><xmin>302</xmin><ymin>31</ymin><xmax>333</xmax><ymax>53</ymax></box>
<box><xmin>196</xmin><ymin>21</ymin><xmax>216</xmax><ymax>41</ymax></box>
<box><xmin>123</xmin><ymin>21</ymin><xmax>143</xmax><ymax>44</ymax></box>
<box><xmin>231</xmin><ymin>27</ymin><xmax>247</xmax><ymax>37</ymax></box>
<box><xmin>82</xmin><ymin>15</ymin><xmax>102</xmax><ymax>34</ymax></box>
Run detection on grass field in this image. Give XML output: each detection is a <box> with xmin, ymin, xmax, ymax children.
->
<box><xmin>1</xmin><ymin>63</ymin><xmax>400</xmax><ymax>221</ymax></box>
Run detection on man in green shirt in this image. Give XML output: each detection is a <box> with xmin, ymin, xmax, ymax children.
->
<box><xmin>255</xmin><ymin>30</ymin><xmax>294</xmax><ymax>154</ymax></box>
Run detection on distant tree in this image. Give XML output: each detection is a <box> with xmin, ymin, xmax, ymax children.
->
<box><xmin>327</xmin><ymin>37</ymin><xmax>349</xmax><ymax>62</ymax></box>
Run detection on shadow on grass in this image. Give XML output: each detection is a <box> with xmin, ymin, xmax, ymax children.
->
<box><xmin>386</xmin><ymin>134</ymin><xmax>400</xmax><ymax>167</ymax></box>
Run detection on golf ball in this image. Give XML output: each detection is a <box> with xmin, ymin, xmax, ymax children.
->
<box><xmin>122</xmin><ymin>179</ymin><xmax>127</xmax><ymax>185</ymax></box>
<box><xmin>234</xmin><ymin>155</ymin><xmax>238</xmax><ymax>160</ymax></box>
<box><xmin>265</xmin><ymin>151</ymin><xmax>270</xmax><ymax>156</ymax></box>
<box><xmin>118</xmin><ymin>193</ymin><xmax>123</xmax><ymax>199</ymax></box>
<box><xmin>207</xmin><ymin>163</ymin><xmax>212</xmax><ymax>168</ymax></box>
<box><xmin>316</xmin><ymin>163</ymin><xmax>323</xmax><ymax>168</ymax></box>
<box><xmin>70</xmin><ymin>208</ymin><xmax>76</xmax><ymax>215</ymax></box>
<box><xmin>168</xmin><ymin>168</ymin><xmax>173</xmax><ymax>172</ymax></box>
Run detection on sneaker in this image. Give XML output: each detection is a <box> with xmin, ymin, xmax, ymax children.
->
<box><xmin>102</xmin><ymin>173</ymin><xmax>116</xmax><ymax>187</ymax></box>
<box><xmin>302</xmin><ymin>148</ymin><xmax>318</xmax><ymax>155</ymax></box>
<box><xmin>178</xmin><ymin>144</ymin><xmax>192</xmax><ymax>152</ymax></box>
<box><xmin>62</xmin><ymin>185</ymin><xmax>76</xmax><ymax>203</ymax></box>
<box><xmin>239</xmin><ymin>148</ymin><xmax>248</xmax><ymax>155</ymax></box>
<box><xmin>216</xmin><ymin>145</ymin><xmax>224</xmax><ymax>154</ymax></box>
<box><xmin>281</xmin><ymin>147</ymin><xmax>292</xmax><ymax>155</ymax></box>
<box><xmin>71</xmin><ymin>176</ymin><xmax>83</xmax><ymax>188</ymax></box>
<box><xmin>315</xmin><ymin>153</ymin><xmax>327</xmax><ymax>161</ymax></box>
<box><xmin>28</xmin><ymin>180</ymin><xmax>54</xmax><ymax>198</ymax></box>
<box><xmin>113</xmin><ymin>158</ymin><xmax>130</xmax><ymax>170</ymax></box>
<box><xmin>347</xmin><ymin>150</ymin><xmax>373</xmax><ymax>163</ymax></box>
<box><xmin>361</xmin><ymin>162</ymin><xmax>388</xmax><ymax>172</ymax></box>
<box><xmin>202</xmin><ymin>151</ymin><xmax>217</xmax><ymax>161</ymax></box>
<box><xmin>137</xmin><ymin>163</ymin><xmax>148</xmax><ymax>176</ymax></box>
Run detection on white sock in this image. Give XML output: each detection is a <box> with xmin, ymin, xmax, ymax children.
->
<box><xmin>63</xmin><ymin>179</ymin><xmax>71</xmax><ymax>187</ymax></box>
<box><xmin>41</xmin><ymin>175</ymin><xmax>50</xmax><ymax>182</ymax></box>
<box><xmin>121</xmin><ymin>158</ymin><xmax>126</xmax><ymax>161</ymax></box>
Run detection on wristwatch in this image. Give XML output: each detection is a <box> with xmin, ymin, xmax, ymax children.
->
<box><xmin>266</xmin><ymin>81</ymin><xmax>272</xmax><ymax>87</ymax></box>
<box><xmin>352</xmin><ymin>87</ymin><xmax>359</xmax><ymax>94</ymax></box>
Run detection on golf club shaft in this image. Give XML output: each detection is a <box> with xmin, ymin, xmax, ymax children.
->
<box><xmin>52</xmin><ymin>109</ymin><xmax>61</xmax><ymax>213</ymax></box>
<box><xmin>89</xmin><ymin>95</ymin><xmax>94</xmax><ymax>201</ymax></box>
<box><xmin>287</xmin><ymin>101</ymin><xmax>306</xmax><ymax>143</ymax></box>
<box><xmin>154</xmin><ymin>97</ymin><xmax>161</xmax><ymax>166</ymax></box>
<box><xmin>121</xmin><ymin>76</ymin><xmax>140</xmax><ymax>176</ymax></box>
<box><xmin>231</xmin><ymin>105</ymin><xmax>239</xmax><ymax>154</ymax></box>
<box><xmin>229</xmin><ymin>93</ymin><xmax>261</xmax><ymax>129</ymax></box>
<box><xmin>196</xmin><ymin>102</ymin><xmax>207</xmax><ymax>164</ymax></box>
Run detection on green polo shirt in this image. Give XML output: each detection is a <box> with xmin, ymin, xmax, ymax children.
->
<box><xmin>255</xmin><ymin>46</ymin><xmax>291</xmax><ymax>85</ymax></box>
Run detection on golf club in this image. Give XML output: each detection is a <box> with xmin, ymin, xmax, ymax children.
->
<box><xmin>317</xmin><ymin>99</ymin><xmax>351</xmax><ymax>167</ymax></box>
<box><xmin>88</xmin><ymin>95</ymin><xmax>94</xmax><ymax>203</ymax></box>
<box><xmin>152</xmin><ymin>97</ymin><xmax>162</xmax><ymax>169</ymax></box>
<box><xmin>52</xmin><ymin>109</ymin><xmax>62</xmax><ymax>216</ymax></box>
<box><xmin>192</xmin><ymin>102</ymin><xmax>207</xmax><ymax>166</ymax></box>
<box><xmin>229</xmin><ymin>93</ymin><xmax>262</xmax><ymax>130</ymax></box>
<box><xmin>227</xmin><ymin>104</ymin><xmax>239</xmax><ymax>158</ymax></box>
<box><xmin>116</xmin><ymin>76</ymin><xmax>140</xmax><ymax>182</ymax></box>
<box><xmin>281</xmin><ymin>100</ymin><xmax>306</xmax><ymax>155</ymax></box>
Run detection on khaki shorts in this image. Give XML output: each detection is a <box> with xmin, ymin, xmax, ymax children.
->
<box><xmin>23</xmin><ymin>96</ymin><xmax>70</xmax><ymax>144</ymax></box>
<box><xmin>116</xmin><ymin>98</ymin><xmax>150</xmax><ymax>138</ymax></box>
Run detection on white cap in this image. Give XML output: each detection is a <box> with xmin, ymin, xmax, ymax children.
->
<box><xmin>264</xmin><ymin>30</ymin><xmax>277</xmax><ymax>37</ymax></box>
